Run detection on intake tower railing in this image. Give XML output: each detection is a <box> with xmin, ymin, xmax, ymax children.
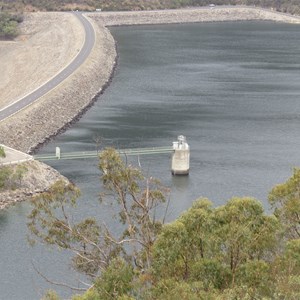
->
<box><xmin>33</xmin><ymin>136</ymin><xmax>190</xmax><ymax>176</ymax></box>
<box><xmin>33</xmin><ymin>146</ymin><xmax>174</xmax><ymax>161</ymax></box>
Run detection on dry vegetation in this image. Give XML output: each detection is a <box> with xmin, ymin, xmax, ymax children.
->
<box><xmin>0</xmin><ymin>0</ymin><xmax>300</xmax><ymax>15</ymax></box>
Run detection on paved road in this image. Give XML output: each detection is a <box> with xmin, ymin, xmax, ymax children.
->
<box><xmin>0</xmin><ymin>12</ymin><xmax>95</xmax><ymax>122</ymax></box>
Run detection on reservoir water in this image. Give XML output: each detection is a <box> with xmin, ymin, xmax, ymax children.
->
<box><xmin>1</xmin><ymin>21</ymin><xmax>300</xmax><ymax>299</ymax></box>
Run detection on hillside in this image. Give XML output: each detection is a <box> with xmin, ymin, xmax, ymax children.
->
<box><xmin>0</xmin><ymin>0</ymin><xmax>300</xmax><ymax>15</ymax></box>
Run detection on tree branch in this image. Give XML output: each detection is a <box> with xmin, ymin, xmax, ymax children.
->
<box><xmin>31</xmin><ymin>260</ymin><xmax>89</xmax><ymax>292</ymax></box>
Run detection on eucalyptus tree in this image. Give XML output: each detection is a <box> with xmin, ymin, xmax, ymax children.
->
<box><xmin>152</xmin><ymin>196</ymin><xmax>279</xmax><ymax>296</ymax></box>
<box><xmin>270</xmin><ymin>238</ymin><xmax>300</xmax><ymax>299</ymax></box>
<box><xmin>30</xmin><ymin>149</ymin><xmax>300</xmax><ymax>299</ymax></box>
<box><xmin>213</xmin><ymin>197</ymin><xmax>279</xmax><ymax>285</ymax></box>
<box><xmin>28</xmin><ymin>148</ymin><xmax>169</xmax><ymax>282</ymax></box>
<box><xmin>152</xmin><ymin>198</ymin><xmax>217</xmax><ymax>282</ymax></box>
<box><xmin>269</xmin><ymin>168</ymin><xmax>300</xmax><ymax>240</ymax></box>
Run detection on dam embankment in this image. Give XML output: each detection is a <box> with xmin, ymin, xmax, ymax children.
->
<box><xmin>89</xmin><ymin>6</ymin><xmax>300</xmax><ymax>26</ymax></box>
<box><xmin>0</xmin><ymin>15</ymin><xmax>117</xmax><ymax>154</ymax></box>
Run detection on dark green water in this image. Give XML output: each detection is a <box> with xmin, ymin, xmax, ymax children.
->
<box><xmin>1</xmin><ymin>21</ymin><xmax>300</xmax><ymax>299</ymax></box>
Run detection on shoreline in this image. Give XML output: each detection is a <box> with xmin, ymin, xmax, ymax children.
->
<box><xmin>0</xmin><ymin>7</ymin><xmax>299</xmax><ymax>155</ymax></box>
<box><xmin>0</xmin><ymin>160</ymin><xmax>69</xmax><ymax>210</ymax></box>
<box><xmin>30</xmin><ymin>43</ymin><xmax>120</xmax><ymax>155</ymax></box>
<box><xmin>89</xmin><ymin>6</ymin><xmax>300</xmax><ymax>26</ymax></box>
<box><xmin>0</xmin><ymin>6</ymin><xmax>300</xmax><ymax>209</ymax></box>
<box><xmin>0</xmin><ymin>13</ymin><xmax>118</xmax><ymax>209</ymax></box>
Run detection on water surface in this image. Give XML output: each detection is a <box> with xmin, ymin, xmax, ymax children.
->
<box><xmin>1</xmin><ymin>21</ymin><xmax>300</xmax><ymax>299</ymax></box>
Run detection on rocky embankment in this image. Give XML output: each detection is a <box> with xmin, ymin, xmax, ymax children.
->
<box><xmin>90</xmin><ymin>6</ymin><xmax>300</xmax><ymax>26</ymax></box>
<box><xmin>0</xmin><ymin>12</ymin><xmax>117</xmax><ymax>209</ymax></box>
<box><xmin>0</xmin><ymin>160</ymin><xmax>68</xmax><ymax>209</ymax></box>
<box><xmin>0</xmin><ymin>14</ymin><xmax>117</xmax><ymax>154</ymax></box>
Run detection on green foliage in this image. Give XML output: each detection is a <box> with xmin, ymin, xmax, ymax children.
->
<box><xmin>0</xmin><ymin>166</ymin><xmax>13</xmax><ymax>190</ymax></box>
<box><xmin>12</xmin><ymin>164</ymin><xmax>28</xmax><ymax>186</ymax></box>
<box><xmin>28</xmin><ymin>148</ymin><xmax>168</xmax><ymax>287</ymax></box>
<box><xmin>28</xmin><ymin>180</ymin><xmax>81</xmax><ymax>247</ymax></box>
<box><xmin>270</xmin><ymin>239</ymin><xmax>300</xmax><ymax>299</ymax></box>
<box><xmin>0</xmin><ymin>146</ymin><xmax>5</xmax><ymax>158</ymax></box>
<box><xmin>214</xmin><ymin>197</ymin><xmax>279</xmax><ymax>282</ymax></box>
<box><xmin>144</xmin><ymin>279</ymin><xmax>207</xmax><ymax>300</ymax></box>
<box><xmin>0</xmin><ymin>164</ymin><xmax>28</xmax><ymax>191</ymax></box>
<box><xmin>99</xmin><ymin>148</ymin><xmax>167</xmax><ymax>269</ymax></box>
<box><xmin>93</xmin><ymin>258</ymin><xmax>134</xmax><ymax>299</ymax></box>
<box><xmin>0</xmin><ymin>12</ymin><xmax>22</xmax><ymax>39</ymax></box>
<box><xmin>190</xmin><ymin>258</ymin><xmax>231</xmax><ymax>290</ymax></box>
<box><xmin>152</xmin><ymin>198</ymin><xmax>215</xmax><ymax>278</ymax></box>
<box><xmin>152</xmin><ymin>197</ymin><xmax>279</xmax><ymax>295</ymax></box>
<box><xmin>269</xmin><ymin>168</ymin><xmax>300</xmax><ymax>239</ymax></box>
<box><xmin>285</xmin><ymin>239</ymin><xmax>300</xmax><ymax>266</ymax></box>
<box><xmin>41</xmin><ymin>290</ymin><xmax>61</xmax><ymax>300</ymax></box>
<box><xmin>235</xmin><ymin>260</ymin><xmax>272</xmax><ymax>297</ymax></box>
<box><xmin>72</xmin><ymin>289</ymin><xmax>100</xmax><ymax>300</ymax></box>
<box><xmin>32</xmin><ymin>158</ymin><xmax>300</xmax><ymax>299</ymax></box>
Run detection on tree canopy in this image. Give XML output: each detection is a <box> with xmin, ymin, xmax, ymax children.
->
<box><xmin>0</xmin><ymin>12</ymin><xmax>22</xmax><ymax>39</ymax></box>
<box><xmin>28</xmin><ymin>149</ymin><xmax>300</xmax><ymax>299</ymax></box>
<box><xmin>0</xmin><ymin>163</ymin><xmax>28</xmax><ymax>191</ymax></box>
<box><xmin>28</xmin><ymin>148</ymin><xmax>169</xmax><ymax>280</ymax></box>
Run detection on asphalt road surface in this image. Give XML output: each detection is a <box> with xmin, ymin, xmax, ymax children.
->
<box><xmin>0</xmin><ymin>12</ymin><xmax>95</xmax><ymax>122</ymax></box>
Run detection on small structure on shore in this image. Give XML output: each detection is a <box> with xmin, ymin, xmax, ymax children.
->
<box><xmin>171</xmin><ymin>135</ymin><xmax>190</xmax><ymax>176</ymax></box>
<box><xmin>55</xmin><ymin>147</ymin><xmax>61</xmax><ymax>159</ymax></box>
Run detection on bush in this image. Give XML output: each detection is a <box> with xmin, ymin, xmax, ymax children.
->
<box><xmin>0</xmin><ymin>164</ymin><xmax>28</xmax><ymax>191</ymax></box>
<box><xmin>0</xmin><ymin>12</ymin><xmax>23</xmax><ymax>39</ymax></box>
<box><xmin>0</xmin><ymin>166</ymin><xmax>13</xmax><ymax>190</ymax></box>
